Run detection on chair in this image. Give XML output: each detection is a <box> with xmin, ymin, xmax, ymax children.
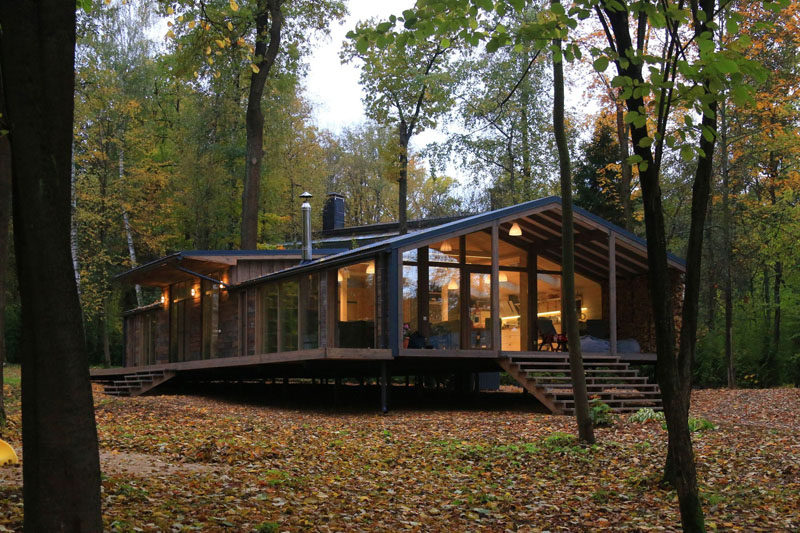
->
<box><xmin>537</xmin><ymin>318</ymin><xmax>568</xmax><ymax>351</ymax></box>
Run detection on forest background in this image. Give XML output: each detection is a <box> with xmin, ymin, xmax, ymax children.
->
<box><xmin>1</xmin><ymin>0</ymin><xmax>798</xmax><ymax>391</ymax></box>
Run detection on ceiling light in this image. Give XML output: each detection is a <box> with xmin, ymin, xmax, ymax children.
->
<box><xmin>509</xmin><ymin>222</ymin><xmax>522</xmax><ymax>236</ymax></box>
<box><xmin>440</xmin><ymin>240</ymin><xmax>452</xmax><ymax>252</ymax></box>
<box><xmin>366</xmin><ymin>262</ymin><xmax>375</xmax><ymax>275</ymax></box>
<box><xmin>499</xmin><ymin>272</ymin><xmax>508</xmax><ymax>282</ymax></box>
<box><xmin>447</xmin><ymin>278</ymin><xmax>459</xmax><ymax>290</ymax></box>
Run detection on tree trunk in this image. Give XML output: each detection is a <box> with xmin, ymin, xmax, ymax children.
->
<box><xmin>0</xmin><ymin>70</ymin><xmax>10</xmax><ymax>431</ymax></box>
<box><xmin>119</xmin><ymin>148</ymin><xmax>142</xmax><ymax>306</ymax></box>
<box><xmin>398</xmin><ymin>129</ymin><xmax>409</xmax><ymax>235</ymax></box>
<box><xmin>615</xmin><ymin>100</ymin><xmax>633</xmax><ymax>230</ymax></box>
<box><xmin>70</xmin><ymin>140</ymin><xmax>82</xmax><ymax>302</ymax></box>
<box><xmin>603</xmin><ymin>3</ymin><xmax>710</xmax><ymax>529</ymax></box>
<box><xmin>240</xmin><ymin>1</ymin><xmax>283</xmax><ymax>249</ymax></box>
<box><xmin>552</xmin><ymin>27</ymin><xmax>594</xmax><ymax>444</ymax></box>
<box><xmin>0</xmin><ymin>1</ymin><xmax>103</xmax><ymax>529</ymax></box>
<box><xmin>719</xmin><ymin>100</ymin><xmax>734</xmax><ymax>387</ymax></box>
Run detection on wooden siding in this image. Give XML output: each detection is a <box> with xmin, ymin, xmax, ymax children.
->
<box><xmin>230</xmin><ymin>259</ymin><xmax>300</xmax><ymax>284</ymax></box>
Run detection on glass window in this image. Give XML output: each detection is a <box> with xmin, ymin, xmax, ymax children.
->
<box><xmin>402</xmin><ymin>265</ymin><xmax>418</xmax><ymax>340</ymax></box>
<box><xmin>465</xmin><ymin>231</ymin><xmax>492</xmax><ymax>265</ymax></box>
<box><xmin>428</xmin><ymin>239</ymin><xmax>460</xmax><ymax>263</ymax></box>
<box><xmin>259</xmin><ymin>284</ymin><xmax>278</xmax><ymax>353</ymax></box>
<box><xmin>469</xmin><ymin>273</ymin><xmax>492</xmax><ymax>348</ymax></box>
<box><xmin>500</xmin><ymin>271</ymin><xmax>528</xmax><ymax>351</ymax></box>
<box><xmin>300</xmin><ymin>274</ymin><xmax>319</xmax><ymax>349</ymax></box>
<box><xmin>201</xmin><ymin>279</ymin><xmax>220</xmax><ymax>359</ymax></box>
<box><xmin>280</xmin><ymin>280</ymin><xmax>299</xmax><ymax>352</ymax></box>
<box><xmin>429</xmin><ymin>267</ymin><xmax>460</xmax><ymax>349</ymax></box>
<box><xmin>499</xmin><ymin>238</ymin><xmax>527</xmax><ymax>268</ymax></box>
<box><xmin>337</xmin><ymin>261</ymin><xmax>375</xmax><ymax>348</ymax></box>
<box><xmin>169</xmin><ymin>281</ymin><xmax>193</xmax><ymax>362</ymax></box>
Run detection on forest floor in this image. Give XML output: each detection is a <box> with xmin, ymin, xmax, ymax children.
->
<box><xmin>0</xmin><ymin>366</ymin><xmax>798</xmax><ymax>532</ymax></box>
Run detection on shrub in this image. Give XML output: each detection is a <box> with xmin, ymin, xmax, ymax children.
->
<box><xmin>687</xmin><ymin>417</ymin><xmax>716</xmax><ymax>432</ymax></box>
<box><xmin>589</xmin><ymin>399</ymin><xmax>614</xmax><ymax>427</ymax></box>
<box><xmin>628</xmin><ymin>408</ymin><xmax>665</xmax><ymax>424</ymax></box>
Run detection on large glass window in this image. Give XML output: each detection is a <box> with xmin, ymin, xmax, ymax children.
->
<box><xmin>465</xmin><ymin>232</ymin><xmax>492</xmax><ymax>265</ymax></box>
<box><xmin>500</xmin><ymin>271</ymin><xmax>528</xmax><ymax>351</ymax></box>
<box><xmin>300</xmin><ymin>274</ymin><xmax>319</xmax><ymax>349</ymax></box>
<box><xmin>402</xmin><ymin>265</ymin><xmax>418</xmax><ymax>339</ymax></box>
<box><xmin>280</xmin><ymin>280</ymin><xmax>299</xmax><ymax>351</ymax></box>
<box><xmin>469</xmin><ymin>273</ymin><xmax>492</xmax><ymax>348</ymax></box>
<box><xmin>428</xmin><ymin>267</ymin><xmax>460</xmax><ymax>349</ymax></box>
<box><xmin>169</xmin><ymin>281</ymin><xmax>193</xmax><ymax>362</ymax></box>
<box><xmin>201</xmin><ymin>278</ymin><xmax>220</xmax><ymax>359</ymax></box>
<box><xmin>337</xmin><ymin>261</ymin><xmax>375</xmax><ymax>348</ymax></box>
<box><xmin>258</xmin><ymin>285</ymin><xmax>278</xmax><ymax>353</ymax></box>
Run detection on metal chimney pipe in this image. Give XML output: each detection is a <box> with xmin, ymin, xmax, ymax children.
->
<box><xmin>300</xmin><ymin>191</ymin><xmax>313</xmax><ymax>262</ymax></box>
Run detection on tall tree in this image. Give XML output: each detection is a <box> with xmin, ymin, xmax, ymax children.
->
<box><xmin>552</xmin><ymin>10</ymin><xmax>595</xmax><ymax>444</ymax></box>
<box><xmin>0</xmin><ymin>0</ymin><xmax>102</xmax><ymax>529</ymax></box>
<box><xmin>354</xmin><ymin>0</ymin><xmax>779</xmax><ymax>528</ymax></box>
<box><xmin>0</xmin><ymin>68</ymin><xmax>10</xmax><ymax>430</ymax></box>
<box><xmin>344</xmin><ymin>23</ymin><xmax>455</xmax><ymax>234</ymax></box>
<box><xmin>166</xmin><ymin>0</ymin><xmax>345</xmax><ymax>249</ymax></box>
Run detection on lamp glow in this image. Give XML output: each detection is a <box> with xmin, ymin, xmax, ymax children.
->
<box><xmin>440</xmin><ymin>240</ymin><xmax>452</xmax><ymax>252</ymax></box>
<box><xmin>499</xmin><ymin>272</ymin><xmax>508</xmax><ymax>282</ymax></box>
<box><xmin>366</xmin><ymin>262</ymin><xmax>375</xmax><ymax>275</ymax></box>
<box><xmin>338</xmin><ymin>271</ymin><xmax>343</xmax><ymax>282</ymax></box>
<box><xmin>190</xmin><ymin>288</ymin><xmax>197</xmax><ymax>297</ymax></box>
<box><xmin>509</xmin><ymin>222</ymin><xmax>522</xmax><ymax>236</ymax></box>
<box><xmin>447</xmin><ymin>278</ymin><xmax>459</xmax><ymax>290</ymax></box>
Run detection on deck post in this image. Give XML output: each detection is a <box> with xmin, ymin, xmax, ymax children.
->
<box><xmin>491</xmin><ymin>222</ymin><xmax>500</xmax><ymax>353</ymax></box>
<box><xmin>608</xmin><ymin>231</ymin><xmax>617</xmax><ymax>356</ymax></box>
<box><xmin>380</xmin><ymin>361</ymin><xmax>389</xmax><ymax>413</ymax></box>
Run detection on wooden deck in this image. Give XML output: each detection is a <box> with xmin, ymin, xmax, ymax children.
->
<box><xmin>91</xmin><ymin>348</ymin><xmax>661</xmax><ymax>413</ymax></box>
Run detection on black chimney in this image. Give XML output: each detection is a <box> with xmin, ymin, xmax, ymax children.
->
<box><xmin>322</xmin><ymin>192</ymin><xmax>345</xmax><ymax>232</ymax></box>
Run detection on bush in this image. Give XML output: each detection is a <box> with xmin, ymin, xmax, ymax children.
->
<box><xmin>589</xmin><ymin>399</ymin><xmax>614</xmax><ymax>427</ymax></box>
<box><xmin>628</xmin><ymin>408</ymin><xmax>665</xmax><ymax>424</ymax></box>
<box><xmin>687</xmin><ymin>417</ymin><xmax>716</xmax><ymax>432</ymax></box>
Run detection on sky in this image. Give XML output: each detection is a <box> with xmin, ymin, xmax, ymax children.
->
<box><xmin>303</xmin><ymin>0</ymin><xmax>442</xmax><ymax>152</ymax></box>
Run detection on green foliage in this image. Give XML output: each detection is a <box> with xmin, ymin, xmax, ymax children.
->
<box><xmin>628</xmin><ymin>408</ymin><xmax>665</xmax><ymax>424</ymax></box>
<box><xmin>256</xmin><ymin>522</ymin><xmax>280</xmax><ymax>533</ymax></box>
<box><xmin>542</xmin><ymin>431</ymin><xmax>576</xmax><ymax>450</ymax></box>
<box><xmin>687</xmin><ymin>417</ymin><xmax>716</xmax><ymax>433</ymax></box>
<box><xmin>588</xmin><ymin>399</ymin><xmax>614</xmax><ymax>427</ymax></box>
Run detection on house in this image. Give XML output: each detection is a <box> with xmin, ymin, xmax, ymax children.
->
<box><xmin>91</xmin><ymin>194</ymin><xmax>684</xmax><ymax>414</ymax></box>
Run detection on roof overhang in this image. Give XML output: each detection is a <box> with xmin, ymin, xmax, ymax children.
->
<box><xmin>115</xmin><ymin>249</ymin><xmax>348</xmax><ymax>288</ymax></box>
<box><xmin>234</xmin><ymin>197</ymin><xmax>686</xmax><ymax>290</ymax></box>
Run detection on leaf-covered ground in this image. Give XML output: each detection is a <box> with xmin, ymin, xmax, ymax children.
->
<box><xmin>0</xmin><ymin>372</ymin><xmax>798</xmax><ymax>532</ymax></box>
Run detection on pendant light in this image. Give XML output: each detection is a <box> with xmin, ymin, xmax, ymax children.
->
<box><xmin>509</xmin><ymin>222</ymin><xmax>522</xmax><ymax>236</ymax></box>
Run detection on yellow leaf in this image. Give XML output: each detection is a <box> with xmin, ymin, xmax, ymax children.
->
<box><xmin>250</xmin><ymin>63</ymin><xmax>260</xmax><ymax>74</ymax></box>
<box><xmin>229</xmin><ymin>0</ymin><xmax>239</xmax><ymax>11</ymax></box>
<box><xmin>166</xmin><ymin>29</ymin><xmax>175</xmax><ymax>39</ymax></box>
<box><xmin>236</xmin><ymin>37</ymin><xmax>245</xmax><ymax>47</ymax></box>
<box><xmin>193</xmin><ymin>71</ymin><xmax>199</xmax><ymax>78</ymax></box>
<box><xmin>215</xmin><ymin>39</ymin><xmax>226</xmax><ymax>48</ymax></box>
<box><xmin>177</xmin><ymin>15</ymin><xmax>184</xmax><ymax>22</ymax></box>
<box><xmin>166</xmin><ymin>6</ymin><xmax>173</xmax><ymax>14</ymax></box>
<box><xmin>166</xmin><ymin>20</ymin><xmax>173</xmax><ymax>27</ymax></box>
<box><xmin>205</xmin><ymin>46</ymin><xmax>211</xmax><ymax>55</ymax></box>
<box><xmin>207</xmin><ymin>57</ymin><xmax>214</xmax><ymax>65</ymax></box>
<box><xmin>227</xmin><ymin>21</ymin><xmax>234</xmax><ymax>31</ymax></box>
<box><xmin>214</xmin><ymin>71</ymin><xmax>221</xmax><ymax>78</ymax></box>
<box><xmin>188</xmin><ymin>20</ymin><xmax>196</xmax><ymax>28</ymax></box>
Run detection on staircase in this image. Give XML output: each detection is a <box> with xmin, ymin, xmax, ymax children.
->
<box><xmin>498</xmin><ymin>352</ymin><xmax>662</xmax><ymax>415</ymax></box>
<box><xmin>93</xmin><ymin>370</ymin><xmax>176</xmax><ymax>397</ymax></box>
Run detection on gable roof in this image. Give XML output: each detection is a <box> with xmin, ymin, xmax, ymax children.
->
<box><xmin>235</xmin><ymin>196</ymin><xmax>685</xmax><ymax>288</ymax></box>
